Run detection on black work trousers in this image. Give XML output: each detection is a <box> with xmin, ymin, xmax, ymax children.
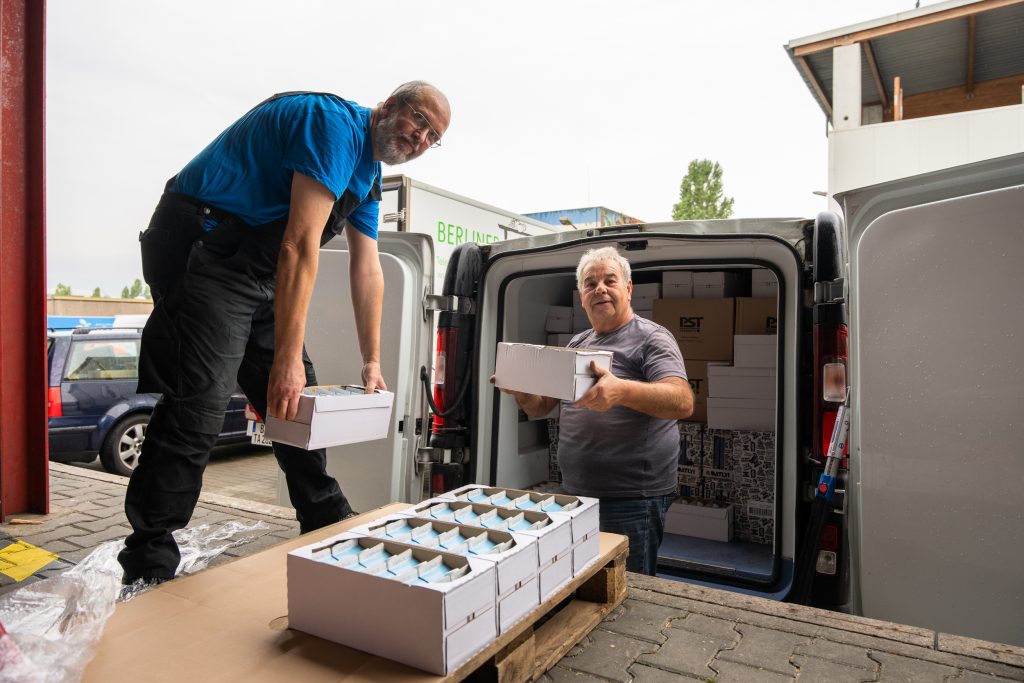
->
<box><xmin>118</xmin><ymin>192</ymin><xmax>352</xmax><ymax>582</ymax></box>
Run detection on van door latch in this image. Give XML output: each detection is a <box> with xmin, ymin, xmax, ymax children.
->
<box><xmin>423</xmin><ymin>294</ymin><xmax>475</xmax><ymax>315</ymax></box>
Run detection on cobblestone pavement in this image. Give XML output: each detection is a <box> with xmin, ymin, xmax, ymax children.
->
<box><xmin>2</xmin><ymin>463</ymin><xmax>1022</xmax><ymax>682</ymax></box>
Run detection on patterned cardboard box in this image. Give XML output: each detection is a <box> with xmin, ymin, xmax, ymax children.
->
<box><xmin>708</xmin><ymin>427</ymin><xmax>776</xmax><ymax>544</ymax></box>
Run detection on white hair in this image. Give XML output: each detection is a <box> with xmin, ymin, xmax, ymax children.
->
<box><xmin>576</xmin><ymin>246</ymin><xmax>631</xmax><ymax>291</ymax></box>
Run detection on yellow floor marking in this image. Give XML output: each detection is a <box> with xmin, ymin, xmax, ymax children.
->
<box><xmin>0</xmin><ymin>541</ymin><xmax>59</xmax><ymax>582</ymax></box>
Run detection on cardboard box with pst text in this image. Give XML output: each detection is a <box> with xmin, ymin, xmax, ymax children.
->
<box><xmin>683</xmin><ymin>360</ymin><xmax>706</xmax><ymax>423</ymax></box>
<box><xmin>734</xmin><ymin>335</ymin><xmax>776</xmax><ymax>368</ymax></box>
<box><xmin>735</xmin><ymin>298</ymin><xmax>778</xmax><ymax>336</ymax></box>
<box><xmin>265</xmin><ymin>385</ymin><xmax>394</xmax><ymax>450</ymax></box>
<box><xmin>665</xmin><ymin>497</ymin><xmax>733</xmax><ymax>542</ymax></box>
<box><xmin>494</xmin><ymin>343</ymin><xmax>612</xmax><ymax>401</ymax></box>
<box><xmin>287</xmin><ymin>534</ymin><xmax>497</xmax><ymax>675</ymax></box>
<box><xmin>653</xmin><ymin>298</ymin><xmax>734</xmax><ymax>361</ymax></box>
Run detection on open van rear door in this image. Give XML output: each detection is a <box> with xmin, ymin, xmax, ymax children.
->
<box><xmin>841</xmin><ymin>152</ymin><xmax>1024</xmax><ymax>645</ymax></box>
<box><xmin>290</xmin><ymin>232</ymin><xmax>435</xmax><ymax>512</ymax></box>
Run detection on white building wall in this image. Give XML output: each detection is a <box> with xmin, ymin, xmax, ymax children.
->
<box><xmin>828</xmin><ymin>103</ymin><xmax>1024</xmax><ymax>195</ymax></box>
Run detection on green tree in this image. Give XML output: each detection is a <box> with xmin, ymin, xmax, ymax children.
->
<box><xmin>91</xmin><ymin>287</ymin><xmax>102</xmax><ymax>298</ymax></box>
<box><xmin>53</xmin><ymin>283</ymin><xmax>73</xmax><ymax>296</ymax></box>
<box><xmin>143</xmin><ymin>285</ymin><xmax>152</xmax><ymax>300</ymax></box>
<box><xmin>672</xmin><ymin>159</ymin><xmax>735</xmax><ymax>220</ymax></box>
<box><xmin>122</xmin><ymin>278</ymin><xmax>144</xmax><ymax>299</ymax></box>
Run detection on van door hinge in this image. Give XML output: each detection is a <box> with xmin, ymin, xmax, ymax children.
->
<box><xmin>423</xmin><ymin>294</ymin><xmax>476</xmax><ymax>315</ymax></box>
<box><xmin>383</xmin><ymin>209</ymin><xmax>405</xmax><ymax>226</ymax></box>
<box><xmin>814</xmin><ymin>278</ymin><xmax>845</xmax><ymax>304</ymax></box>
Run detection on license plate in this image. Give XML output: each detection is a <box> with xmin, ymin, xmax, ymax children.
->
<box><xmin>247</xmin><ymin>420</ymin><xmax>272</xmax><ymax>447</ymax></box>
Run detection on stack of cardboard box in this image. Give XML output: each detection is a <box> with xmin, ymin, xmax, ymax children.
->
<box><xmin>287</xmin><ymin>487</ymin><xmax>599</xmax><ymax>675</ymax></box>
<box><xmin>652</xmin><ymin>270</ymin><xmax>737</xmax><ymax>422</ymax></box>
<box><xmin>707</xmin><ymin>295</ymin><xmax>777</xmax><ymax>431</ymax></box>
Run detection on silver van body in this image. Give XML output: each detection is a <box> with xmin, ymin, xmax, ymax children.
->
<box><xmin>294</xmin><ymin>153</ymin><xmax>1024</xmax><ymax>645</ymax></box>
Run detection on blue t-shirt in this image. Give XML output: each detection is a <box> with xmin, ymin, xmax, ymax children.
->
<box><xmin>171</xmin><ymin>93</ymin><xmax>380</xmax><ymax>239</ymax></box>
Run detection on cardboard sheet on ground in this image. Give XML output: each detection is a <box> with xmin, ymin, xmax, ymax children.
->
<box><xmin>81</xmin><ymin>504</ymin><xmax>624</xmax><ymax>682</ymax></box>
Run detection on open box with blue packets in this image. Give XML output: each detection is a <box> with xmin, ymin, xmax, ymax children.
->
<box><xmin>349</xmin><ymin>514</ymin><xmax>542</xmax><ymax>633</ymax></box>
<box><xmin>403</xmin><ymin>498</ymin><xmax>575</xmax><ymax>601</ymax></box>
<box><xmin>439</xmin><ymin>485</ymin><xmax>602</xmax><ymax>574</ymax></box>
<box><xmin>287</xmin><ymin>533</ymin><xmax>496</xmax><ymax>675</ymax></box>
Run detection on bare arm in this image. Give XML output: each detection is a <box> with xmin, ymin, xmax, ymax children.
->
<box><xmin>268</xmin><ymin>172</ymin><xmax>335</xmax><ymax>421</ymax></box>
<box><xmin>489</xmin><ymin>376</ymin><xmax>559</xmax><ymax>417</ymax></box>
<box><xmin>575</xmin><ymin>363</ymin><xmax>693</xmax><ymax>420</ymax></box>
<box><xmin>345</xmin><ymin>223</ymin><xmax>386</xmax><ymax>393</ymax></box>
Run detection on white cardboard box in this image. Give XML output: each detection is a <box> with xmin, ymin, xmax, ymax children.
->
<box><xmin>405</xmin><ymin>498</ymin><xmax>573</xmax><ymax>569</ymax></box>
<box><xmin>707</xmin><ymin>397</ymin><xmax>775</xmax><ymax>431</ymax></box>
<box><xmin>708</xmin><ymin>365</ymin><xmax>776</xmax><ymax>400</ymax></box>
<box><xmin>287</xmin><ymin>534</ymin><xmax>497</xmax><ymax>675</ymax></box>
<box><xmin>349</xmin><ymin>515</ymin><xmax>540</xmax><ymax>634</ymax></box>
<box><xmin>664</xmin><ymin>498</ymin><xmax>733</xmax><ymax>542</ymax></box>
<box><xmin>442</xmin><ymin>485</ymin><xmax>600</xmax><ymax>544</ymax></box>
<box><xmin>545</xmin><ymin>306</ymin><xmax>573</xmax><ymax>333</ymax></box>
<box><xmin>663</xmin><ymin>271</ymin><xmax>693</xmax><ymax>287</ymax></box>
<box><xmin>752</xmin><ymin>268</ymin><xmax>778</xmax><ymax>298</ymax></box>
<box><xmin>265</xmin><ymin>386</ymin><xmax>394</xmax><ymax>450</ymax></box>
<box><xmin>693</xmin><ymin>272</ymin><xmax>737</xmax><ymax>299</ymax></box>
<box><xmin>572</xmin><ymin>531</ymin><xmax>601</xmax><ymax>575</ymax></box>
<box><xmin>634</xmin><ymin>308</ymin><xmax>653</xmax><ymax>320</ymax></box>
<box><xmin>734</xmin><ymin>335</ymin><xmax>777</xmax><ymax>368</ymax></box>
<box><xmin>540</xmin><ymin>548</ymin><xmax>573</xmax><ymax>601</ymax></box>
<box><xmin>662</xmin><ymin>283</ymin><xmax>693</xmax><ymax>298</ymax></box>
<box><xmin>494</xmin><ymin>343</ymin><xmax>612</xmax><ymax>401</ymax></box>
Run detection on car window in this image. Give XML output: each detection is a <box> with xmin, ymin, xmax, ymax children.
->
<box><xmin>64</xmin><ymin>339</ymin><xmax>140</xmax><ymax>380</ymax></box>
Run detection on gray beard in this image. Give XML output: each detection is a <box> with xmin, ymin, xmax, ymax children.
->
<box><xmin>376</xmin><ymin>117</ymin><xmax>416</xmax><ymax>165</ymax></box>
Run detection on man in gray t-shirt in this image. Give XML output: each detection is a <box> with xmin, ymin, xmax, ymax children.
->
<box><xmin>496</xmin><ymin>246</ymin><xmax>694</xmax><ymax>575</ymax></box>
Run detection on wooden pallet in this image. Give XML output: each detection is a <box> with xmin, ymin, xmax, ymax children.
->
<box><xmin>446</xmin><ymin>533</ymin><xmax>628</xmax><ymax>683</ymax></box>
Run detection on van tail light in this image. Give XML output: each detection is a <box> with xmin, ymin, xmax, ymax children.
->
<box><xmin>244</xmin><ymin>403</ymin><xmax>262</xmax><ymax>422</ymax></box>
<box><xmin>47</xmin><ymin>387</ymin><xmax>63</xmax><ymax>418</ymax></box>
<box><xmin>813</xmin><ymin>322</ymin><xmax>849</xmax><ymax>465</ymax></box>
<box><xmin>431</xmin><ymin>328</ymin><xmax>457</xmax><ymax>432</ymax></box>
<box><xmin>428</xmin><ymin>315</ymin><xmax>471</xmax><ymax>450</ymax></box>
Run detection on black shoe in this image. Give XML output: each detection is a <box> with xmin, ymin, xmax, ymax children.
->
<box><xmin>119</xmin><ymin>576</ymin><xmax>170</xmax><ymax>601</ymax></box>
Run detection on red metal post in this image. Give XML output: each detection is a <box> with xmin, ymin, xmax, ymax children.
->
<box><xmin>0</xmin><ymin>0</ymin><xmax>49</xmax><ymax>516</ymax></box>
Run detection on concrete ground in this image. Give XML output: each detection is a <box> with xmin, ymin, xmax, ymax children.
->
<box><xmin>1</xmin><ymin>458</ymin><xmax>1022</xmax><ymax>682</ymax></box>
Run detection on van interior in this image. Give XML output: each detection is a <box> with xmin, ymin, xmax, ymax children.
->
<box><xmin>486</xmin><ymin>262</ymin><xmax>781</xmax><ymax>588</ymax></box>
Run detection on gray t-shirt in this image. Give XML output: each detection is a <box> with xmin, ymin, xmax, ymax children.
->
<box><xmin>557</xmin><ymin>315</ymin><xmax>687</xmax><ymax>498</ymax></box>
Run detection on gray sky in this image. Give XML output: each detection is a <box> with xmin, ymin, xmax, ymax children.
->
<box><xmin>46</xmin><ymin>0</ymin><xmax>925</xmax><ymax>296</ymax></box>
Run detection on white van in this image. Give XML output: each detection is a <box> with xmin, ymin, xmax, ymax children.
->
<box><xmin>291</xmin><ymin>153</ymin><xmax>1024</xmax><ymax>646</ymax></box>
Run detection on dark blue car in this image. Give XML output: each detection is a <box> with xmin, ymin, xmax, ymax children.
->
<box><xmin>47</xmin><ymin>327</ymin><xmax>251</xmax><ymax>476</ymax></box>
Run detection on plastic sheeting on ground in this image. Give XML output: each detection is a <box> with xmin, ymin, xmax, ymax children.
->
<box><xmin>0</xmin><ymin>519</ymin><xmax>270</xmax><ymax>683</ymax></box>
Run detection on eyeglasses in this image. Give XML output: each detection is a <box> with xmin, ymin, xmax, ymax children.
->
<box><xmin>402</xmin><ymin>99</ymin><xmax>442</xmax><ymax>148</ymax></box>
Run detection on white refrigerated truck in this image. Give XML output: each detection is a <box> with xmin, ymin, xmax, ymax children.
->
<box><xmin>271</xmin><ymin>155</ymin><xmax>1024</xmax><ymax>647</ymax></box>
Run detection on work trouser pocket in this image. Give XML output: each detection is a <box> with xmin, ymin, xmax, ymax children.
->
<box><xmin>139</xmin><ymin>214</ymin><xmax>204</xmax><ymax>299</ymax></box>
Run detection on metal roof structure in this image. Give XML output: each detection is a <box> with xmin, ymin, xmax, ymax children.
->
<box><xmin>785</xmin><ymin>0</ymin><xmax>1024</xmax><ymax>120</ymax></box>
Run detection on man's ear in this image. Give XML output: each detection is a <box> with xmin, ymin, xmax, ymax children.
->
<box><xmin>379</xmin><ymin>96</ymin><xmax>397</xmax><ymax>119</ymax></box>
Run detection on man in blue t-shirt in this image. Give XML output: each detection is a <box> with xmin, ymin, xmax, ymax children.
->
<box><xmin>119</xmin><ymin>82</ymin><xmax>451</xmax><ymax>587</ymax></box>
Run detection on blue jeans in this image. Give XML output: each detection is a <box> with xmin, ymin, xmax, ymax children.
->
<box><xmin>599</xmin><ymin>494</ymin><xmax>675</xmax><ymax>575</ymax></box>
